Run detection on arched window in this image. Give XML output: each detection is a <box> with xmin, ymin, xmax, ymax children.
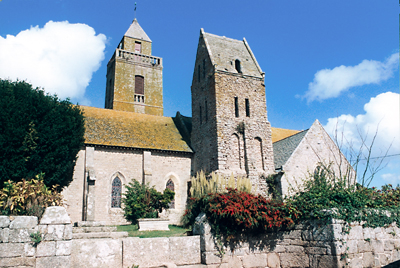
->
<box><xmin>229</xmin><ymin>134</ymin><xmax>241</xmax><ymax>169</ymax></box>
<box><xmin>111</xmin><ymin>177</ymin><xmax>122</xmax><ymax>208</ymax></box>
<box><xmin>135</xmin><ymin>75</ymin><xmax>144</xmax><ymax>95</ymax></box>
<box><xmin>255</xmin><ymin>137</ymin><xmax>264</xmax><ymax>170</ymax></box>
<box><xmin>166</xmin><ymin>179</ymin><xmax>175</xmax><ymax>209</ymax></box>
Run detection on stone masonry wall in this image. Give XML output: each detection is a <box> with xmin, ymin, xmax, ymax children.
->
<box><xmin>71</xmin><ymin>236</ymin><xmax>201</xmax><ymax>268</ymax></box>
<box><xmin>0</xmin><ymin>206</ymin><xmax>72</xmax><ymax>268</ymax></box>
<box><xmin>197</xmin><ymin>215</ymin><xmax>400</xmax><ymax>268</ymax></box>
<box><xmin>63</xmin><ymin>147</ymin><xmax>192</xmax><ymax>225</ymax></box>
<box><xmin>0</xmin><ymin>206</ymin><xmax>200</xmax><ymax>268</ymax></box>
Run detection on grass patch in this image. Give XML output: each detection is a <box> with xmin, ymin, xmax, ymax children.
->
<box><xmin>116</xmin><ymin>224</ymin><xmax>190</xmax><ymax>238</ymax></box>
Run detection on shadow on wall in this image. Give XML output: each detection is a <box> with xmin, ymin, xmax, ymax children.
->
<box><xmin>383</xmin><ymin>260</ymin><xmax>400</xmax><ymax>268</ymax></box>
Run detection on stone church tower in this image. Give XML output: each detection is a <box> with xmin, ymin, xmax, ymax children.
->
<box><xmin>105</xmin><ymin>19</ymin><xmax>163</xmax><ymax>116</ymax></box>
<box><xmin>191</xmin><ymin>29</ymin><xmax>274</xmax><ymax>189</ymax></box>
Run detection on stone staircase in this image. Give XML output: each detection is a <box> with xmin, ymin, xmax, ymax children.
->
<box><xmin>72</xmin><ymin>221</ymin><xmax>128</xmax><ymax>239</ymax></box>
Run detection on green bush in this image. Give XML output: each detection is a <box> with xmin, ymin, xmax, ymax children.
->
<box><xmin>0</xmin><ymin>173</ymin><xmax>63</xmax><ymax>218</ymax></box>
<box><xmin>122</xmin><ymin>180</ymin><xmax>174</xmax><ymax>224</ymax></box>
<box><xmin>285</xmin><ymin>164</ymin><xmax>400</xmax><ymax>227</ymax></box>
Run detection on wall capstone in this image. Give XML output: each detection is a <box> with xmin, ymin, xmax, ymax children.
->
<box><xmin>40</xmin><ymin>206</ymin><xmax>71</xmax><ymax>224</ymax></box>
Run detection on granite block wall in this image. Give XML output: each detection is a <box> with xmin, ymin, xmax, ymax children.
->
<box><xmin>196</xmin><ymin>215</ymin><xmax>400</xmax><ymax>268</ymax></box>
<box><xmin>0</xmin><ymin>206</ymin><xmax>72</xmax><ymax>268</ymax></box>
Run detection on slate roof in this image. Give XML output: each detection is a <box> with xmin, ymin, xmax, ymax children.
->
<box><xmin>271</xmin><ymin>128</ymin><xmax>301</xmax><ymax>143</ymax></box>
<box><xmin>82</xmin><ymin>106</ymin><xmax>192</xmax><ymax>153</ymax></box>
<box><xmin>273</xmin><ymin>129</ymin><xmax>308</xmax><ymax>169</ymax></box>
<box><xmin>202</xmin><ymin>31</ymin><xmax>263</xmax><ymax>77</ymax></box>
<box><xmin>124</xmin><ymin>19</ymin><xmax>151</xmax><ymax>42</ymax></box>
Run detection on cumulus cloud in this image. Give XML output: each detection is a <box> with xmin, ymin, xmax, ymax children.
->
<box><xmin>304</xmin><ymin>53</ymin><xmax>398</xmax><ymax>102</ymax></box>
<box><xmin>324</xmin><ymin>91</ymin><xmax>400</xmax><ymax>157</ymax></box>
<box><xmin>381</xmin><ymin>173</ymin><xmax>400</xmax><ymax>186</ymax></box>
<box><xmin>0</xmin><ymin>21</ymin><xmax>106</xmax><ymax>103</ymax></box>
<box><xmin>324</xmin><ymin>92</ymin><xmax>400</xmax><ymax>186</ymax></box>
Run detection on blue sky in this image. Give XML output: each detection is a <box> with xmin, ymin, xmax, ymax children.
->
<box><xmin>0</xmin><ymin>0</ymin><xmax>398</xmax><ymax>187</ymax></box>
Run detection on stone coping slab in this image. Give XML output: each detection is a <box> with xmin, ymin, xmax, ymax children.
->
<box><xmin>138</xmin><ymin>218</ymin><xmax>170</xmax><ymax>231</ymax></box>
<box><xmin>74</xmin><ymin>221</ymin><xmax>107</xmax><ymax>227</ymax></box>
<box><xmin>40</xmin><ymin>206</ymin><xmax>70</xmax><ymax>225</ymax></box>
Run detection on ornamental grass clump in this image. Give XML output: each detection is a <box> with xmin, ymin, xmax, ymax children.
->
<box><xmin>189</xmin><ymin>170</ymin><xmax>252</xmax><ymax>198</ymax></box>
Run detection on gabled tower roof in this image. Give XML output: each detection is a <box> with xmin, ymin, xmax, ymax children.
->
<box><xmin>200</xmin><ymin>29</ymin><xmax>263</xmax><ymax>77</ymax></box>
<box><xmin>124</xmin><ymin>19</ymin><xmax>151</xmax><ymax>42</ymax></box>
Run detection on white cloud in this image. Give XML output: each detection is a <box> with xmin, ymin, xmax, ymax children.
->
<box><xmin>324</xmin><ymin>91</ymin><xmax>400</xmax><ymax>156</ymax></box>
<box><xmin>0</xmin><ymin>21</ymin><xmax>106</xmax><ymax>103</ymax></box>
<box><xmin>381</xmin><ymin>173</ymin><xmax>400</xmax><ymax>186</ymax></box>
<box><xmin>324</xmin><ymin>92</ymin><xmax>400</xmax><ymax>187</ymax></box>
<box><xmin>304</xmin><ymin>53</ymin><xmax>398</xmax><ymax>102</ymax></box>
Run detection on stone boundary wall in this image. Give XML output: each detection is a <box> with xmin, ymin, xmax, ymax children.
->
<box><xmin>197</xmin><ymin>216</ymin><xmax>400</xmax><ymax>268</ymax></box>
<box><xmin>0</xmin><ymin>206</ymin><xmax>201</xmax><ymax>268</ymax></box>
<box><xmin>71</xmin><ymin>236</ymin><xmax>201</xmax><ymax>267</ymax></box>
<box><xmin>0</xmin><ymin>206</ymin><xmax>72</xmax><ymax>268</ymax></box>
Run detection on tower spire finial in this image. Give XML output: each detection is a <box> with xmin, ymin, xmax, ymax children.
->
<box><xmin>134</xmin><ymin>2</ymin><xmax>137</xmax><ymax>20</ymax></box>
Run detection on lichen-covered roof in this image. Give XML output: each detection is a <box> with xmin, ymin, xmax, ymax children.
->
<box><xmin>202</xmin><ymin>31</ymin><xmax>262</xmax><ymax>77</ymax></box>
<box><xmin>271</xmin><ymin>128</ymin><xmax>301</xmax><ymax>143</ymax></box>
<box><xmin>273</xmin><ymin>130</ymin><xmax>309</xmax><ymax>169</ymax></box>
<box><xmin>173</xmin><ymin>112</ymin><xmax>193</xmax><ymax>149</ymax></box>
<box><xmin>125</xmin><ymin>19</ymin><xmax>151</xmax><ymax>42</ymax></box>
<box><xmin>82</xmin><ymin>106</ymin><xmax>192</xmax><ymax>153</ymax></box>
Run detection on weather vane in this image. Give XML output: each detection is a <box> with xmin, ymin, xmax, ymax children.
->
<box><xmin>134</xmin><ymin>2</ymin><xmax>137</xmax><ymax>20</ymax></box>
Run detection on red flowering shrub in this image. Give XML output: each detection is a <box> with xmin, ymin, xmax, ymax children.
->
<box><xmin>182</xmin><ymin>189</ymin><xmax>299</xmax><ymax>237</ymax></box>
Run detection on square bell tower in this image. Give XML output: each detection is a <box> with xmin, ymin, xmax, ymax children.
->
<box><xmin>105</xmin><ymin>19</ymin><xmax>163</xmax><ymax>116</ymax></box>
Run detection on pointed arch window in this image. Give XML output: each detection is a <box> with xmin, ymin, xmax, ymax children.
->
<box><xmin>166</xmin><ymin>179</ymin><xmax>175</xmax><ymax>209</ymax></box>
<box><xmin>111</xmin><ymin>177</ymin><xmax>122</xmax><ymax>208</ymax></box>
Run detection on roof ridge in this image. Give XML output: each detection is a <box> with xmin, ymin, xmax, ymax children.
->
<box><xmin>202</xmin><ymin>31</ymin><xmax>243</xmax><ymax>43</ymax></box>
<box><xmin>273</xmin><ymin>128</ymin><xmax>309</xmax><ymax>144</ymax></box>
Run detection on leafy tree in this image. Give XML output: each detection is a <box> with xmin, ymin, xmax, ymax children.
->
<box><xmin>0</xmin><ymin>79</ymin><xmax>85</xmax><ymax>189</ymax></box>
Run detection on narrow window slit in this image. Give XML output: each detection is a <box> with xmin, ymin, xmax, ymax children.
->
<box><xmin>234</xmin><ymin>97</ymin><xmax>239</xmax><ymax>117</ymax></box>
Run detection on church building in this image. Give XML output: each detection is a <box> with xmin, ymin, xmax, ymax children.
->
<box><xmin>62</xmin><ymin>19</ymin><xmax>353</xmax><ymax>225</ymax></box>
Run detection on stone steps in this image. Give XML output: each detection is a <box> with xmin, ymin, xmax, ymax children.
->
<box><xmin>73</xmin><ymin>226</ymin><xmax>117</xmax><ymax>233</ymax></box>
<box><xmin>72</xmin><ymin>231</ymin><xmax>128</xmax><ymax>239</ymax></box>
<box><xmin>72</xmin><ymin>221</ymin><xmax>127</xmax><ymax>239</ymax></box>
